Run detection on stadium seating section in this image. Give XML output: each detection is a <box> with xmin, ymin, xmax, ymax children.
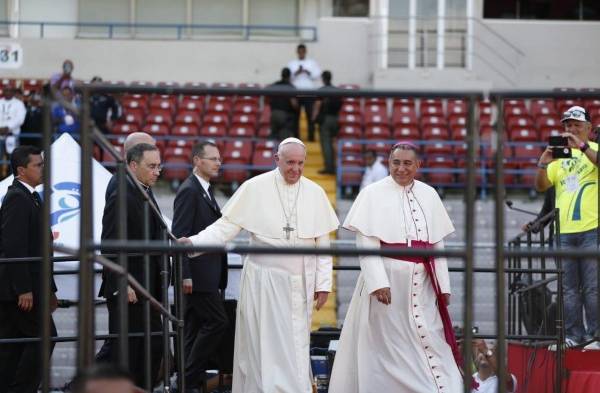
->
<box><xmin>2</xmin><ymin>78</ymin><xmax>599</xmax><ymax>190</ymax></box>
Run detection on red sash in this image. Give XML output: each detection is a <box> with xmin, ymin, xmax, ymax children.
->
<box><xmin>380</xmin><ymin>240</ymin><xmax>463</xmax><ymax>370</ymax></box>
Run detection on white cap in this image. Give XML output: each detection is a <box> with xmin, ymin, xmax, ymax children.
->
<box><xmin>278</xmin><ymin>137</ymin><xmax>305</xmax><ymax>149</ymax></box>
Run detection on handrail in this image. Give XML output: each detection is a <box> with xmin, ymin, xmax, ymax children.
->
<box><xmin>0</xmin><ymin>20</ymin><xmax>317</xmax><ymax>41</ymax></box>
<box><xmin>54</xmin><ymin>244</ymin><xmax>181</xmax><ymax>326</ymax></box>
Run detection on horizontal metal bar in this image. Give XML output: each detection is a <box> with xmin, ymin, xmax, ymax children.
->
<box><xmin>0</xmin><ymin>253</ymin><xmax>161</xmax><ymax>264</ymax></box>
<box><xmin>491</xmin><ymin>90</ymin><xmax>600</xmax><ymax>99</ymax></box>
<box><xmin>0</xmin><ymin>331</ymin><xmax>176</xmax><ymax>345</ymax></box>
<box><xmin>311</xmin><ymin>330</ymin><xmax>559</xmax><ymax>342</ymax></box>
<box><xmin>77</xmin><ymin>83</ymin><xmax>483</xmax><ymax>98</ymax></box>
<box><xmin>92</xmin><ymin>240</ymin><xmax>469</xmax><ymax>258</ymax></box>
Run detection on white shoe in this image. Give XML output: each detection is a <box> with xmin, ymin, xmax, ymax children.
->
<box><xmin>548</xmin><ymin>337</ymin><xmax>579</xmax><ymax>351</ymax></box>
<box><xmin>583</xmin><ymin>340</ymin><xmax>600</xmax><ymax>350</ymax></box>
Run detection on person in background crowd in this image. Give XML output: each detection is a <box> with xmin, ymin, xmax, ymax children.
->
<box><xmin>20</xmin><ymin>93</ymin><xmax>43</xmax><ymax>148</ymax></box>
<box><xmin>287</xmin><ymin>44</ymin><xmax>321</xmax><ymax>141</ymax></box>
<box><xmin>267</xmin><ymin>68</ymin><xmax>298</xmax><ymax>141</ymax></box>
<box><xmin>52</xmin><ymin>87</ymin><xmax>80</xmax><ymax>135</ymax></box>
<box><xmin>312</xmin><ymin>70</ymin><xmax>341</xmax><ymax>175</ymax></box>
<box><xmin>50</xmin><ymin>59</ymin><xmax>75</xmax><ymax>96</ymax></box>
<box><xmin>470</xmin><ymin>339</ymin><xmax>517</xmax><ymax>393</ymax></box>
<box><xmin>0</xmin><ymin>87</ymin><xmax>27</xmax><ymax>174</ymax></box>
<box><xmin>360</xmin><ymin>150</ymin><xmax>388</xmax><ymax>190</ymax></box>
<box><xmin>535</xmin><ymin>106</ymin><xmax>599</xmax><ymax>350</ymax></box>
<box><xmin>90</xmin><ymin>76</ymin><xmax>121</xmax><ymax>134</ymax></box>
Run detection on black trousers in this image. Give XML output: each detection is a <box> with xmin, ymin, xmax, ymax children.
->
<box><xmin>0</xmin><ymin>302</ymin><xmax>57</xmax><ymax>393</ymax></box>
<box><xmin>184</xmin><ymin>292</ymin><xmax>228</xmax><ymax>390</ymax></box>
<box><xmin>296</xmin><ymin>97</ymin><xmax>316</xmax><ymax>140</ymax></box>
<box><xmin>106</xmin><ymin>299</ymin><xmax>164</xmax><ymax>389</ymax></box>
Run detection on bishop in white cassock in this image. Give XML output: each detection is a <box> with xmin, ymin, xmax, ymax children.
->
<box><xmin>329</xmin><ymin>142</ymin><xmax>463</xmax><ymax>393</ymax></box>
<box><xmin>179</xmin><ymin>138</ymin><xmax>339</xmax><ymax>393</ymax></box>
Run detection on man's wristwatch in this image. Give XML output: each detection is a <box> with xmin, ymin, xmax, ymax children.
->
<box><xmin>580</xmin><ymin>141</ymin><xmax>590</xmax><ymax>153</ymax></box>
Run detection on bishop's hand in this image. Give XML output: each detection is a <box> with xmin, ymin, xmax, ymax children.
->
<box><xmin>372</xmin><ymin>287</ymin><xmax>391</xmax><ymax>305</ymax></box>
<box><xmin>314</xmin><ymin>291</ymin><xmax>329</xmax><ymax>310</ymax></box>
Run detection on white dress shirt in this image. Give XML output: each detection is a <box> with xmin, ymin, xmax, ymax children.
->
<box><xmin>360</xmin><ymin>157</ymin><xmax>388</xmax><ymax>189</ymax></box>
<box><xmin>287</xmin><ymin>58</ymin><xmax>321</xmax><ymax>89</ymax></box>
<box><xmin>0</xmin><ymin>97</ymin><xmax>26</xmax><ymax>136</ymax></box>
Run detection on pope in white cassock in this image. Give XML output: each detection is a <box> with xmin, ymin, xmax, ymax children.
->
<box><xmin>179</xmin><ymin>137</ymin><xmax>339</xmax><ymax>393</ymax></box>
<box><xmin>329</xmin><ymin>142</ymin><xmax>463</xmax><ymax>393</ymax></box>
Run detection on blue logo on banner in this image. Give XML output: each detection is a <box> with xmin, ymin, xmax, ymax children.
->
<box><xmin>50</xmin><ymin>181</ymin><xmax>81</xmax><ymax>226</ymax></box>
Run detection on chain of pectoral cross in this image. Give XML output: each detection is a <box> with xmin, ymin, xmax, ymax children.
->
<box><xmin>274</xmin><ymin>176</ymin><xmax>301</xmax><ymax>240</ymax></box>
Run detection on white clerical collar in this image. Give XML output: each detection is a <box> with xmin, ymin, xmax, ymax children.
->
<box><xmin>275</xmin><ymin>169</ymin><xmax>300</xmax><ymax>188</ymax></box>
<box><xmin>17</xmin><ymin>179</ymin><xmax>36</xmax><ymax>193</ymax></box>
<box><xmin>194</xmin><ymin>172</ymin><xmax>211</xmax><ymax>194</ymax></box>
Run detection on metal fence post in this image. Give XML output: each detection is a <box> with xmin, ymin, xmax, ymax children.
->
<box><xmin>117</xmin><ymin>162</ymin><xmax>129</xmax><ymax>368</ymax></box>
<box><xmin>174</xmin><ymin>252</ymin><xmax>186</xmax><ymax>393</ymax></box>
<box><xmin>161</xmin><ymin>230</ymin><xmax>171</xmax><ymax>391</ymax></box>
<box><xmin>143</xmin><ymin>201</ymin><xmax>152</xmax><ymax>390</ymax></box>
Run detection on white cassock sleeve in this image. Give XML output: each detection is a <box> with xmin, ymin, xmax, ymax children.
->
<box><xmin>356</xmin><ymin>232</ymin><xmax>390</xmax><ymax>294</ymax></box>
<box><xmin>315</xmin><ymin>234</ymin><xmax>333</xmax><ymax>292</ymax></box>
<box><xmin>434</xmin><ymin>239</ymin><xmax>451</xmax><ymax>295</ymax></box>
<box><xmin>187</xmin><ymin>216</ymin><xmax>242</xmax><ymax>257</ymax></box>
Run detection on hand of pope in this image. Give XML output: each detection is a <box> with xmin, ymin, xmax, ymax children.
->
<box><xmin>314</xmin><ymin>291</ymin><xmax>328</xmax><ymax>310</ymax></box>
<box><xmin>127</xmin><ymin>286</ymin><xmax>138</xmax><ymax>304</ymax></box>
<box><xmin>372</xmin><ymin>287</ymin><xmax>391</xmax><ymax>305</ymax></box>
<box><xmin>177</xmin><ymin>237</ymin><xmax>192</xmax><ymax>246</ymax></box>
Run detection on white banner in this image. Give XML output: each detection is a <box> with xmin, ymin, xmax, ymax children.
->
<box><xmin>0</xmin><ymin>42</ymin><xmax>23</xmax><ymax>69</ymax></box>
<box><xmin>0</xmin><ymin>134</ymin><xmax>112</xmax><ymax>299</ymax></box>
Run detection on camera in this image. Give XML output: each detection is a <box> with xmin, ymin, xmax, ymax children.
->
<box><xmin>549</xmin><ymin>136</ymin><xmax>571</xmax><ymax>159</ymax></box>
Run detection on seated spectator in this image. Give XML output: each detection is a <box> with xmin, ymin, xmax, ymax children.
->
<box><xmin>90</xmin><ymin>76</ymin><xmax>121</xmax><ymax>134</ymax></box>
<box><xmin>70</xmin><ymin>364</ymin><xmax>144</xmax><ymax>393</ymax></box>
<box><xmin>0</xmin><ymin>86</ymin><xmax>26</xmax><ymax>175</ymax></box>
<box><xmin>52</xmin><ymin>87</ymin><xmax>81</xmax><ymax>135</ymax></box>
<box><xmin>312</xmin><ymin>70</ymin><xmax>341</xmax><ymax>174</ymax></box>
<box><xmin>50</xmin><ymin>59</ymin><xmax>75</xmax><ymax>97</ymax></box>
<box><xmin>471</xmin><ymin>339</ymin><xmax>517</xmax><ymax>393</ymax></box>
<box><xmin>360</xmin><ymin>150</ymin><xmax>388</xmax><ymax>189</ymax></box>
<box><xmin>20</xmin><ymin>92</ymin><xmax>43</xmax><ymax>148</ymax></box>
<box><xmin>268</xmin><ymin>67</ymin><xmax>298</xmax><ymax>140</ymax></box>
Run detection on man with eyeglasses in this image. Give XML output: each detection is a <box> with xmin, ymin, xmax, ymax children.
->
<box><xmin>172</xmin><ymin>141</ymin><xmax>228</xmax><ymax>393</ymax></box>
<box><xmin>99</xmin><ymin>143</ymin><xmax>166</xmax><ymax>388</ymax></box>
<box><xmin>535</xmin><ymin>105</ymin><xmax>600</xmax><ymax>350</ymax></box>
<box><xmin>329</xmin><ymin>141</ymin><xmax>462</xmax><ymax>393</ymax></box>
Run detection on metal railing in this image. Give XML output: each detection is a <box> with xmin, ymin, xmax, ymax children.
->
<box><xmin>0</xmin><ymin>20</ymin><xmax>317</xmax><ymax>41</ymax></box>
<box><xmin>3</xmin><ymin>84</ymin><xmax>600</xmax><ymax>393</ymax></box>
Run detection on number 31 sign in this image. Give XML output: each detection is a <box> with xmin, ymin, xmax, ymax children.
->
<box><xmin>0</xmin><ymin>43</ymin><xmax>23</xmax><ymax>69</ymax></box>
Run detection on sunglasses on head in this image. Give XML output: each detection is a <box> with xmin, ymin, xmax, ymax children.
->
<box><xmin>562</xmin><ymin>109</ymin><xmax>589</xmax><ymax>121</ymax></box>
<box><xmin>391</xmin><ymin>141</ymin><xmax>419</xmax><ymax>152</ymax></box>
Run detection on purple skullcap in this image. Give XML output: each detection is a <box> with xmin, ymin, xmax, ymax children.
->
<box><xmin>391</xmin><ymin>141</ymin><xmax>419</xmax><ymax>152</ymax></box>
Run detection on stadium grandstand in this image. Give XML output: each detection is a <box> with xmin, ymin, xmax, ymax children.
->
<box><xmin>1</xmin><ymin>1</ymin><xmax>600</xmax><ymax>392</ymax></box>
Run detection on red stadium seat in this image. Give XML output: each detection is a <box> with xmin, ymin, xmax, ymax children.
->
<box><xmin>121</xmin><ymin>94</ymin><xmax>149</xmax><ymax>109</ymax></box>
<box><xmin>448</xmin><ymin>114</ymin><xmax>466</xmax><ymax>129</ymax></box>
<box><xmin>422</xmin><ymin>125</ymin><xmax>450</xmax><ymax>140</ymax></box>
<box><xmin>165</xmin><ymin>146</ymin><xmax>192</xmax><ymax>160</ymax></box>
<box><xmin>364</xmin><ymin>112</ymin><xmax>388</xmax><ymax>127</ymax></box>
<box><xmin>203</xmin><ymin>113</ymin><xmax>229</xmax><ymax>127</ymax></box>
<box><xmin>509</xmin><ymin>127</ymin><xmax>538</xmax><ymax>142</ymax></box>
<box><xmin>447</xmin><ymin>99</ymin><xmax>467</xmax><ymax>115</ymax></box>
<box><xmin>392</xmin><ymin>98</ymin><xmax>415</xmax><ymax>107</ymax></box>
<box><xmin>530</xmin><ymin>99</ymin><xmax>556</xmax><ymax>118</ymax></box>
<box><xmin>255</xmin><ymin>140</ymin><xmax>277</xmax><ymax>152</ymax></box>
<box><xmin>112</xmin><ymin>122</ymin><xmax>138</xmax><ymax>135</ymax></box>
<box><xmin>102</xmin><ymin>145</ymin><xmax>124</xmax><ymax>165</ymax></box>
<box><xmin>168</xmin><ymin>139</ymin><xmax>195</xmax><ymax>149</ymax></box>
<box><xmin>0</xmin><ymin>78</ymin><xmax>17</xmax><ymax>89</ymax></box>
<box><xmin>258</xmin><ymin>125</ymin><xmax>271</xmax><ymax>138</ymax></box>
<box><xmin>450</xmin><ymin>125</ymin><xmax>467</xmax><ymax>140</ymax></box>
<box><xmin>221</xmin><ymin>159</ymin><xmax>249</xmax><ymax>184</ymax></box>
<box><xmin>206</xmin><ymin>100</ymin><xmax>231</xmax><ymax>115</ymax></box>
<box><xmin>259</xmin><ymin>106</ymin><xmax>271</xmax><ymax>126</ymax></box>
<box><xmin>340</xmin><ymin>140</ymin><xmax>363</xmax><ymax>154</ymax></box>
<box><xmin>232</xmin><ymin>101</ymin><xmax>259</xmax><ymax>115</ymax></box>
<box><xmin>231</xmin><ymin>113</ymin><xmax>258</xmax><ymax>126</ymax></box>
<box><xmin>22</xmin><ymin>79</ymin><xmax>45</xmax><ymax>96</ymax></box>
<box><xmin>535</xmin><ymin>115</ymin><xmax>561</xmax><ymax>129</ymax></box>
<box><xmin>228</xmin><ymin>124</ymin><xmax>256</xmax><ymax>138</ymax></box>
<box><xmin>180</xmin><ymin>95</ymin><xmax>205</xmax><ymax>112</ymax></box>
<box><xmin>391</xmin><ymin>111</ymin><xmax>418</xmax><ymax>127</ymax></box>
<box><xmin>224</xmin><ymin>140</ymin><xmax>253</xmax><ymax>161</ymax></box>
<box><xmin>479</xmin><ymin>100</ymin><xmax>493</xmax><ymax>125</ymax></box>
<box><xmin>200</xmin><ymin>124</ymin><xmax>227</xmax><ymax>138</ymax></box>
<box><xmin>339</xmin><ymin>113</ymin><xmax>362</xmax><ymax>127</ymax></box>
<box><xmin>513</xmin><ymin>144</ymin><xmax>542</xmax><ymax>162</ymax></box>
<box><xmin>145</xmin><ymin>112</ymin><xmax>173</xmax><ymax>127</ymax></box>
<box><xmin>171</xmin><ymin>124</ymin><xmax>199</xmax><ymax>137</ymax></box>
<box><xmin>540</xmin><ymin>126</ymin><xmax>562</xmax><ymax>141</ymax></box>
<box><xmin>365</xmin><ymin>141</ymin><xmax>391</xmax><ymax>156</ymax></box>
<box><xmin>143</xmin><ymin>123</ymin><xmax>169</xmax><ymax>137</ymax></box>
<box><xmin>365</xmin><ymin>97</ymin><xmax>386</xmax><ymax>106</ymax></box>
<box><xmin>393</xmin><ymin>125</ymin><xmax>420</xmax><ymax>139</ymax></box>
<box><xmin>556</xmin><ymin>99</ymin><xmax>583</xmax><ymax>114</ymax></box>
<box><xmin>174</xmin><ymin>111</ymin><xmax>201</xmax><ymax>127</ymax></box>
<box><xmin>251</xmin><ymin>150</ymin><xmax>276</xmax><ymax>171</ymax></box>
<box><xmin>121</xmin><ymin>110</ymin><xmax>144</xmax><ymax>128</ymax></box>
<box><xmin>421</xmin><ymin>115</ymin><xmax>447</xmax><ymax>128</ymax></box>
<box><xmin>342</xmin><ymin>154</ymin><xmax>364</xmax><ymax>166</ymax></box>
<box><xmin>364</xmin><ymin>125</ymin><xmax>391</xmax><ymax>139</ymax></box>
<box><xmin>149</xmin><ymin>95</ymin><xmax>177</xmax><ymax>113</ymax></box>
<box><xmin>340</xmin><ymin>102</ymin><xmax>361</xmax><ymax>114</ymax></box>
<box><xmin>338</xmin><ymin>124</ymin><xmax>363</xmax><ymax>139</ymax></box>
<box><xmin>419</xmin><ymin>99</ymin><xmax>443</xmax><ymax>115</ymax></box>
<box><xmin>423</xmin><ymin>141</ymin><xmax>452</xmax><ymax>155</ymax></box>
<box><xmin>364</xmin><ymin>103</ymin><xmax>387</xmax><ymax>118</ymax></box>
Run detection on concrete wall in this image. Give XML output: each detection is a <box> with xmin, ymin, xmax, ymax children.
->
<box><xmin>1</xmin><ymin>17</ymin><xmax>374</xmax><ymax>86</ymax></box>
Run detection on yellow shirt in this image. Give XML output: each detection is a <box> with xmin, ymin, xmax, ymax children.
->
<box><xmin>547</xmin><ymin>142</ymin><xmax>598</xmax><ymax>234</ymax></box>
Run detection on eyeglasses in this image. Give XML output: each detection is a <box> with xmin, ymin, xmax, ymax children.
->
<box><xmin>391</xmin><ymin>141</ymin><xmax>419</xmax><ymax>152</ymax></box>
<box><xmin>145</xmin><ymin>163</ymin><xmax>163</xmax><ymax>172</ymax></box>
<box><xmin>201</xmin><ymin>157</ymin><xmax>222</xmax><ymax>163</ymax></box>
<box><xmin>561</xmin><ymin>109</ymin><xmax>589</xmax><ymax>122</ymax></box>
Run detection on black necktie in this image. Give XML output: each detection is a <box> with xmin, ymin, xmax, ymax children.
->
<box><xmin>32</xmin><ymin>191</ymin><xmax>42</xmax><ymax>207</ymax></box>
<box><xmin>207</xmin><ymin>185</ymin><xmax>219</xmax><ymax>210</ymax></box>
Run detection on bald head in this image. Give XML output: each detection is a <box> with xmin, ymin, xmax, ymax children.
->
<box><xmin>123</xmin><ymin>132</ymin><xmax>156</xmax><ymax>155</ymax></box>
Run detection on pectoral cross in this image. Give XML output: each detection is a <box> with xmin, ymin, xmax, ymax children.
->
<box><xmin>283</xmin><ymin>223</ymin><xmax>295</xmax><ymax>240</ymax></box>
